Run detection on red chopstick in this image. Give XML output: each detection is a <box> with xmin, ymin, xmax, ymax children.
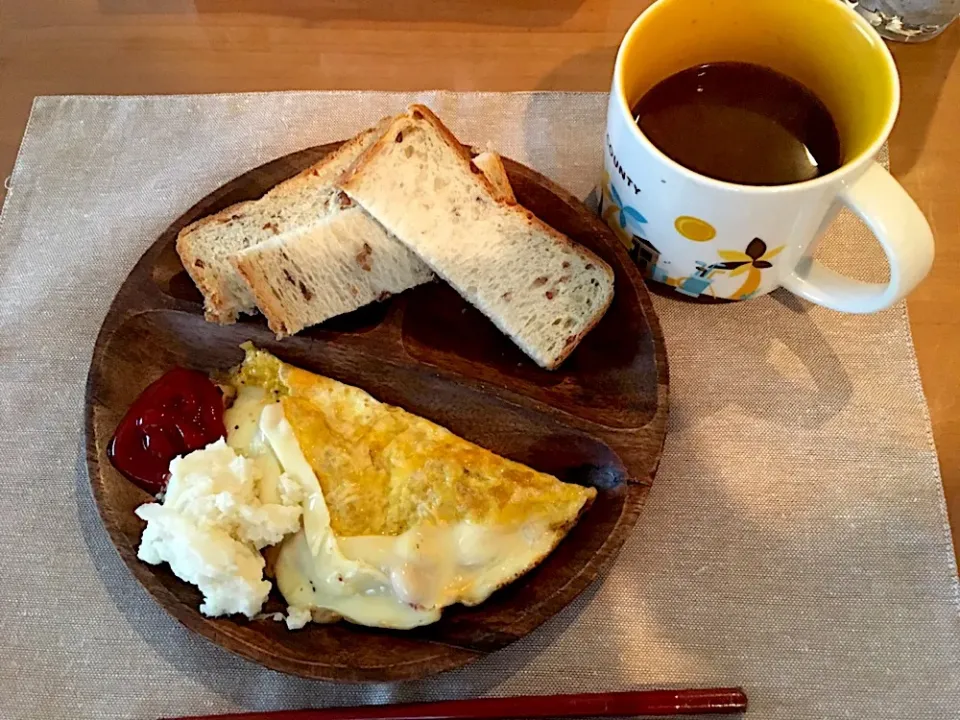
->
<box><xmin>162</xmin><ymin>688</ymin><xmax>748</xmax><ymax>720</ymax></box>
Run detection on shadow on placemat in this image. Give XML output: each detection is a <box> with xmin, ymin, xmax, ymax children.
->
<box><xmin>662</xmin><ymin>290</ymin><xmax>852</xmax><ymax>433</ymax></box>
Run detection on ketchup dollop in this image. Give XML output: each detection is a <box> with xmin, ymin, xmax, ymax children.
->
<box><xmin>107</xmin><ymin>367</ymin><xmax>226</xmax><ymax>494</ymax></box>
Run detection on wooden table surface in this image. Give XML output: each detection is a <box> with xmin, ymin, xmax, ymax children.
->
<box><xmin>1</xmin><ymin>0</ymin><xmax>957</xmax><ymax>554</ymax></box>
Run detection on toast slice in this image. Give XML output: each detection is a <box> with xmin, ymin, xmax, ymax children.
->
<box><xmin>230</xmin><ymin>151</ymin><xmax>517</xmax><ymax>338</ymax></box>
<box><xmin>337</xmin><ymin>105</ymin><xmax>615</xmax><ymax>370</ymax></box>
<box><xmin>231</xmin><ymin>207</ymin><xmax>432</xmax><ymax>337</ymax></box>
<box><xmin>472</xmin><ymin>151</ymin><xmax>516</xmax><ymax>204</ymax></box>
<box><xmin>176</xmin><ymin>118</ymin><xmax>393</xmax><ymax>323</ymax></box>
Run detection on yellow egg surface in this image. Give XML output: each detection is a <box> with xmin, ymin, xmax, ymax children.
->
<box><xmin>229</xmin><ymin>344</ymin><xmax>596</xmax><ymax>539</ymax></box>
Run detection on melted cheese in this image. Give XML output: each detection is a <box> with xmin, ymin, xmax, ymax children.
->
<box><xmin>260</xmin><ymin>402</ymin><xmax>437</xmax><ymax>629</ymax></box>
<box><xmin>225</xmin><ymin>385</ymin><xmax>285</xmax><ymax>505</ymax></box>
<box><xmin>338</xmin><ymin>522</ymin><xmax>555</xmax><ymax>609</ymax></box>
<box><xmin>225</xmin><ymin>385</ymin><xmax>558</xmax><ymax>630</ymax></box>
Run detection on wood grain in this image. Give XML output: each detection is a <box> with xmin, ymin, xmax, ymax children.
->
<box><xmin>1</xmin><ymin>1</ymin><xmax>955</xmax><ymax>556</ymax></box>
<box><xmin>84</xmin><ymin>143</ymin><xmax>669</xmax><ymax>680</ymax></box>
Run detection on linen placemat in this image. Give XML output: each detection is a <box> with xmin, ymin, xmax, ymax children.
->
<box><xmin>0</xmin><ymin>92</ymin><xmax>957</xmax><ymax>720</ymax></box>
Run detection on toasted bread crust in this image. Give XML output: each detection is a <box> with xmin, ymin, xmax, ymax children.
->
<box><xmin>175</xmin><ymin>118</ymin><xmax>394</xmax><ymax>324</ymax></box>
<box><xmin>176</xmin><ymin>199</ymin><xmax>258</xmax><ymax>323</ymax></box>
<box><xmin>230</xmin><ymin>251</ymin><xmax>294</xmax><ymax>337</ymax></box>
<box><xmin>339</xmin><ymin>105</ymin><xmax>614</xmax><ymax>293</ymax></box>
<box><xmin>472</xmin><ymin>151</ymin><xmax>517</xmax><ymax>205</ymax></box>
<box><xmin>337</xmin><ymin>104</ymin><xmax>614</xmax><ymax>370</ymax></box>
<box><xmin>406</xmin><ymin>105</ymin><xmax>615</xmax><ymax>370</ymax></box>
<box><xmin>542</xmin><ymin>284</ymin><xmax>615</xmax><ymax>369</ymax></box>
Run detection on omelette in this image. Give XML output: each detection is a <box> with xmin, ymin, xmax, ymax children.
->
<box><xmin>222</xmin><ymin>344</ymin><xmax>596</xmax><ymax>629</ymax></box>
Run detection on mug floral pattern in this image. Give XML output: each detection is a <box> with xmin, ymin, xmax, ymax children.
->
<box><xmin>716</xmin><ymin>239</ymin><xmax>785</xmax><ymax>299</ymax></box>
<box><xmin>599</xmin><ymin>176</ymin><xmax>785</xmax><ymax>300</ymax></box>
<box><xmin>599</xmin><ymin>172</ymin><xmax>647</xmax><ymax>248</ymax></box>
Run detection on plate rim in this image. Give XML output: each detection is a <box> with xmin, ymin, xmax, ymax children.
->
<box><xmin>83</xmin><ymin>142</ymin><xmax>669</xmax><ymax>681</ymax></box>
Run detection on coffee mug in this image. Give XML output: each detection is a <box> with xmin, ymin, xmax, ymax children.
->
<box><xmin>602</xmin><ymin>0</ymin><xmax>934</xmax><ymax>312</ymax></box>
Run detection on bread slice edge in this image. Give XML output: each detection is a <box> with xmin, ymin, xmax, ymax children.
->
<box><xmin>337</xmin><ymin>104</ymin><xmax>615</xmax><ymax>369</ymax></box>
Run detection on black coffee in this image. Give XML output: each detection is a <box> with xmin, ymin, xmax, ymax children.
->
<box><xmin>632</xmin><ymin>62</ymin><xmax>842</xmax><ymax>186</ymax></box>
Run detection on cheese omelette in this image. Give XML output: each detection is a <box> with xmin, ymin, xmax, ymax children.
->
<box><xmin>223</xmin><ymin>344</ymin><xmax>596</xmax><ymax>629</ymax></box>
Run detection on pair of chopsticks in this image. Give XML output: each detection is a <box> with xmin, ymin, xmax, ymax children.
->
<box><xmin>163</xmin><ymin>688</ymin><xmax>748</xmax><ymax>720</ymax></box>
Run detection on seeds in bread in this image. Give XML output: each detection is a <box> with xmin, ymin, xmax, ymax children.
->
<box><xmin>337</xmin><ymin>105</ymin><xmax>615</xmax><ymax>370</ymax></box>
<box><xmin>176</xmin><ymin>118</ymin><xmax>392</xmax><ymax>323</ymax></box>
<box><xmin>230</xmin><ymin>151</ymin><xmax>518</xmax><ymax>338</ymax></box>
<box><xmin>231</xmin><ymin>207</ymin><xmax>433</xmax><ymax>337</ymax></box>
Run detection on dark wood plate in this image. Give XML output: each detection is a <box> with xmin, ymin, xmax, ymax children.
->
<box><xmin>84</xmin><ymin>143</ymin><xmax>669</xmax><ymax>682</ymax></box>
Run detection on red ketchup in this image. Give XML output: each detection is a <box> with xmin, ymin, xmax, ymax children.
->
<box><xmin>107</xmin><ymin>368</ymin><xmax>226</xmax><ymax>494</ymax></box>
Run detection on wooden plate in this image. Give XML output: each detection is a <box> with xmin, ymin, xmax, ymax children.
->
<box><xmin>84</xmin><ymin>143</ymin><xmax>669</xmax><ymax>682</ymax></box>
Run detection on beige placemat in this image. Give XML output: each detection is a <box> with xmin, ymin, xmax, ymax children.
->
<box><xmin>0</xmin><ymin>92</ymin><xmax>957</xmax><ymax>720</ymax></box>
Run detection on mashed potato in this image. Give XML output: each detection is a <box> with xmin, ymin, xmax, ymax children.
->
<box><xmin>135</xmin><ymin>439</ymin><xmax>302</xmax><ymax>618</ymax></box>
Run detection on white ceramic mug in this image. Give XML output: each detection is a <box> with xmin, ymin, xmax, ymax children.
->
<box><xmin>602</xmin><ymin>0</ymin><xmax>934</xmax><ymax>311</ymax></box>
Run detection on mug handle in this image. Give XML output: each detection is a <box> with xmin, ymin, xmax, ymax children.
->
<box><xmin>781</xmin><ymin>162</ymin><xmax>934</xmax><ymax>313</ymax></box>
